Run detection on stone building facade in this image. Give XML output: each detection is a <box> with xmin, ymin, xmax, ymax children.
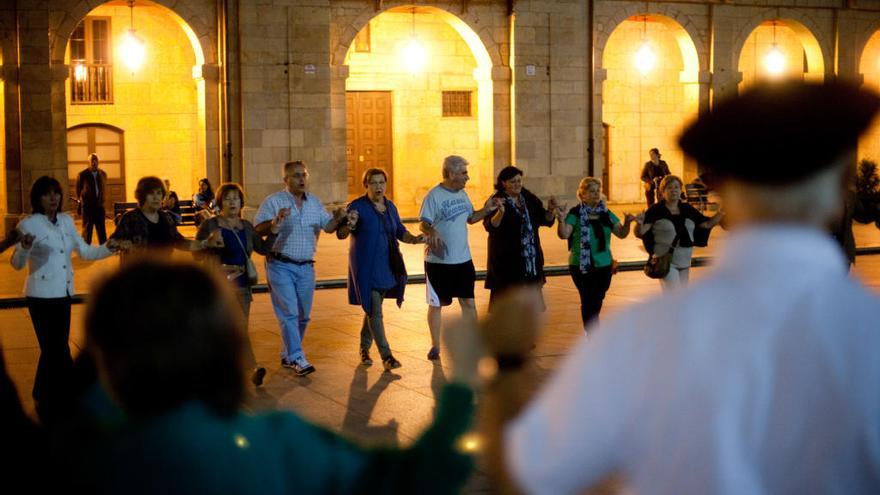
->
<box><xmin>2</xmin><ymin>0</ymin><xmax>880</xmax><ymax>227</ymax></box>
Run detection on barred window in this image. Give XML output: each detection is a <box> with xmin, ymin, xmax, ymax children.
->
<box><xmin>442</xmin><ymin>91</ymin><xmax>473</xmax><ymax>117</ymax></box>
<box><xmin>69</xmin><ymin>17</ymin><xmax>113</xmax><ymax>104</ymax></box>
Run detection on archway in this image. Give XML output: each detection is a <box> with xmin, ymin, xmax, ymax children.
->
<box><xmin>737</xmin><ymin>19</ymin><xmax>825</xmax><ymax>92</ymax></box>
<box><xmin>343</xmin><ymin>6</ymin><xmax>494</xmax><ymax>216</ymax></box>
<box><xmin>601</xmin><ymin>14</ymin><xmax>700</xmax><ymax>203</ymax></box>
<box><xmin>63</xmin><ymin>0</ymin><xmax>206</xmax><ymax>202</ymax></box>
<box><xmin>858</xmin><ymin>30</ymin><xmax>880</xmax><ymax>166</ymax></box>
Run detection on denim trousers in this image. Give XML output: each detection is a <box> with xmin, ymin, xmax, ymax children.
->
<box><xmin>266</xmin><ymin>260</ymin><xmax>315</xmax><ymax>361</ymax></box>
<box><xmin>360</xmin><ymin>290</ymin><xmax>392</xmax><ymax>360</ymax></box>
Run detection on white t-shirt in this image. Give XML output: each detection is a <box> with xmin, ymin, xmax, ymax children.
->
<box><xmin>419</xmin><ymin>184</ymin><xmax>474</xmax><ymax>265</ymax></box>
<box><xmin>505</xmin><ymin>226</ymin><xmax>880</xmax><ymax>495</ymax></box>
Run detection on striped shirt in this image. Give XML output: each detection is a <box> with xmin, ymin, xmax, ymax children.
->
<box><xmin>254</xmin><ymin>190</ymin><xmax>332</xmax><ymax>261</ymax></box>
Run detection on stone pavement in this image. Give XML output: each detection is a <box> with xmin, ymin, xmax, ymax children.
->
<box><xmin>1</xmin><ymin>216</ymin><xmax>879</xmax><ymax>492</ymax></box>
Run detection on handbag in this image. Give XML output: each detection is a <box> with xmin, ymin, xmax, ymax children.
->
<box><xmin>230</xmin><ymin>227</ymin><xmax>258</xmax><ymax>285</ymax></box>
<box><xmin>381</xmin><ymin>209</ymin><xmax>407</xmax><ymax>278</ymax></box>
<box><xmin>643</xmin><ymin>233</ymin><xmax>678</xmax><ymax>279</ymax></box>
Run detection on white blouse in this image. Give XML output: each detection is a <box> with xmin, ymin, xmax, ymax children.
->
<box><xmin>11</xmin><ymin>213</ymin><xmax>112</xmax><ymax>298</ymax></box>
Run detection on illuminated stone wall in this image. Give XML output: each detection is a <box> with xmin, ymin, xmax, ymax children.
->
<box><xmin>345</xmin><ymin>11</ymin><xmax>482</xmax><ymax>215</ymax></box>
<box><xmin>738</xmin><ymin>24</ymin><xmax>807</xmax><ymax>90</ymax></box>
<box><xmin>65</xmin><ymin>4</ymin><xmax>203</xmax><ymax>201</ymax></box>
<box><xmin>602</xmin><ymin>18</ymin><xmax>698</xmax><ymax>202</ymax></box>
<box><xmin>859</xmin><ymin>31</ymin><xmax>880</xmax><ymax>167</ymax></box>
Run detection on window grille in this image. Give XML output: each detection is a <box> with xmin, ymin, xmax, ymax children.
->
<box><xmin>442</xmin><ymin>91</ymin><xmax>472</xmax><ymax>117</ymax></box>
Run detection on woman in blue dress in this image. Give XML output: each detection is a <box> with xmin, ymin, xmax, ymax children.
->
<box><xmin>337</xmin><ymin>169</ymin><xmax>425</xmax><ymax>372</ymax></box>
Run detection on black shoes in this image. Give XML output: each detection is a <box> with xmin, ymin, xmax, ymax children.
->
<box><xmin>251</xmin><ymin>367</ymin><xmax>267</xmax><ymax>386</ymax></box>
<box><xmin>382</xmin><ymin>355</ymin><xmax>402</xmax><ymax>372</ymax></box>
<box><xmin>360</xmin><ymin>349</ymin><xmax>373</xmax><ymax>366</ymax></box>
<box><xmin>426</xmin><ymin>346</ymin><xmax>440</xmax><ymax>360</ymax></box>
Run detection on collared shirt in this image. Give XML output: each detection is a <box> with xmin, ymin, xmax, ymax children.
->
<box><xmin>505</xmin><ymin>225</ymin><xmax>880</xmax><ymax>494</ymax></box>
<box><xmin>11</xmin><ymin>213</ymin><xmax>112</xmax><ymax>297</ymax></box>
<box><xmin>255</xmin><ymin>190</ymin><xmax>331</xmax><ymax>261</ymax></box>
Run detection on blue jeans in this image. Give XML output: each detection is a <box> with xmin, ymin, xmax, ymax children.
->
<box><xmin>266</xmin><ymin>259</ymin><xmax>315</xmax><ymax>361</ymax></box>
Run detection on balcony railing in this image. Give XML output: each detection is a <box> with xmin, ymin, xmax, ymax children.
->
<box><xmin>70</xmin><ymin>63</ymin><xmax>113</xmax><ymax>104</ymax></box>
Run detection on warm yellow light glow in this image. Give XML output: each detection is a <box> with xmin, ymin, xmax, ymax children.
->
<box><xmin>456</xmin><ymin>433</ymin><xmax>482</xmax><ymax>454</ymax></box>
<box><xmin>634</xmin><ymin>41</ymin><xmax>657</xmax><ymax>74</ymax></box>
<box><xmin>121</xmin><ymin>29</ymin><xmax>146</xmax><ymax>71</ymax></box>
<box><xmin>73</xmin><ymin>63</ymin><xmax>87</xmax><ymax>82</ymax></box>
<box><xmin>402</xmin><ymin>37</ymin><xmax>427</xmax><ymax>73</ymax></box>
<box><xmin>764</xmin><ymin>44</ymin><xmax>785</xmax><ymax>75</ymax></box>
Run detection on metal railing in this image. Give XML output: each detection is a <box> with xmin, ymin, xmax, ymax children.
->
<box><xmin>70</xmin><ymin>63</ymin><xmax>113</xmax><ymax>104</ymax></box>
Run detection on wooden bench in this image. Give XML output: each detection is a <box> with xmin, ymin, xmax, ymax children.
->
<box><xmin>114</xmin><ymin>199</ymin><xmax>199</xmax><ymax>226</ymax></box>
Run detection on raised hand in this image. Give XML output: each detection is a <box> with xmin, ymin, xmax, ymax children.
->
<box><xmin>206</xmin><ymin>229</ymin><xmax>225</xmax><ymax>249</ymax></box>
<box><xmin>105</xmin><ymin>238</ymin><xmax>126</xmax><ymax>252</ymax></box>
<box><xmin>346</xmin><ymin>210</ymin><xmax>359</xmax><ymax>228</ymax></box>
<box><xmin>481</xmin><ymin>286</ymin><xmax>544</xmax><ymax>357</ymax></box>
<box><xmin>332</xmin><ymin>207</ymin><xmax>347</xmax><ymax>221</ymax></box>
<box><xmin>485</xmin><ymin>197</ymin><xmax>504</xmax><ymax>212</ymax></box>
<box><xmin>20</xmin><ymin>232</ymin><xmax>35</xmax><ymax>250</ymax></box>
<box><xmin>547</xmin><ymin>195</ymin><xmax>560</xmax><ymax>212</ymax></box>
<box><xmin>271</xmin><ymin>208</ymin><xmax>290</xmax><ymax>233</ymax></box>
<box><xmin>624</xmin><ymin>213</ymin><xmax>637</xmax><ymax>224</ymax></box>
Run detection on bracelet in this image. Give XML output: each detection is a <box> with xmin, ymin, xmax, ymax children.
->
<box><xmin>494</xmin><ymin>354</ymin><xmax>527</xmax><ymax>371</ymax></box>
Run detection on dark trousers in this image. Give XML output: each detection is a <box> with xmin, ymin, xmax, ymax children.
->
<box><xmin>645</xmin><ymin>187</ymin><xmax>657</xmax><ymax>208</ymax></box>
<box><xmin>360</xmin><ymin>290</ymin><xmax>392</xmax><ymax>360</ymax></box>
<box><xmin>26</xmin><ymin>297</ymin><xmax>73</xmax><ymax>423</ymax></box>
<box><xmin>82</xmin><ymin>205</ymin><xmax>107</xmax><ymax>244</ymax></box>
<box><xmin>569</xmin><ymin>265</ymin><xmax>613</xmax><ymax>328</ymax></box>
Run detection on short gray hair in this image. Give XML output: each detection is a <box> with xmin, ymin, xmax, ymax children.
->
<box><xmin>442</xmin><ymin>155</ymin><xmax>468</xmax><ymax>179</ymax></box>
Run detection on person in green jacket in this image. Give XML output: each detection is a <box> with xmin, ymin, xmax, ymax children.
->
<box><xmin>59</xmin><ymin>259</ymin><xmax>477</xmax><ymax>494</ymax></box>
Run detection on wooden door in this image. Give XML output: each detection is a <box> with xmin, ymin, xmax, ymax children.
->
<box><xmin>346</xmin><ymin>91</ymin><xmax>393</xmax><ymax>201</ymax></box>
<box><xmin>67</xmin><ymin>124</ymin><xmax>126</xmax><ymax>214</ymax></box>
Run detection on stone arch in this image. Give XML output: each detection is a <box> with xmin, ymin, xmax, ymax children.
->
<box><xmin>332</xmin><ymin>2</ymin><xmax>503</xmax><ymax>68</ymax></box>
<box><xmin>338</xmin><ymin>4</ymin><xmax>498</xmax><ymax>214</ymax></box>
<box><xmin>595</xmin><ymin>4</ymin><xmax>708</xmax><ymax>72</ymax></box>
<box><xmin>730</xmin><ymin>10</ymin><xmax>829</xmax><ymax>83</ymax></box>
<box><xmin>855</xmin><ymin>18</ymin><xmax>880</xmax><ymax>80</ymax></box>
<box><xmin>49</xmin><ymin>0</ymin><xmax>214</xmax><ymax>66</ymax></box>
<box><xmin>598</xmin><ymin>12</ymin><xmax>702</xmax><ymax>202</ymax></box>
<box><xmin>856</xmin><ymin>28</ymin><xmax>880</xmax><ymax>164</ymax></box>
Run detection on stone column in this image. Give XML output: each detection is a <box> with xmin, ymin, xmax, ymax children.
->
<box><xmin>18</xmin><ymin>5</ymin><xmax>64</xmax><ymax>211</ymax></box>
<box><xmin>200</xmin><ymin>63</ymin><xmax>222</xmax><ymax>187</ymax></box>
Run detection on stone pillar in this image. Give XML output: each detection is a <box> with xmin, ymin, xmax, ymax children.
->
<box><xmin>200</xmin><ymin>63</ymin><xmax>222</xmax><ymax>187</ymax></box>
<box><xmin>0</xmin><ymin>63</ymin><xmax>20</xmax><ymax>234</ymax></box>
<box><xmin>18</xmin><ymin>5</ymin><xmax>64</xmax><ymax>210</ymax></box>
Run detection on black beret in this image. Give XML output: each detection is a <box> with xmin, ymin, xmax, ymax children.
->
<box><xmin>679</xmin><ymin>81</ymin><xmax>880</xmax><ymax>185</ymax></box>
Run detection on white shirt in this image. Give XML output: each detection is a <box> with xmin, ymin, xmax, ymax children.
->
<box><xmin>505</xmin><ymin>225</ymin><xmax>880</xmax><ymax>495</ymax></box>
<box><xmin>11</xmin><ymin>213</ymin><xmax>112</xmax><ymax>298</ymax></box>
<box><xmin>419</xmin><ymin>184</ymin><xmax>474</xmax><ymax>264</ymax></box>
<box><xmin>254</xmin><ymin>190</ymin><xmax>331</xmax><ymax>261</ymax></box>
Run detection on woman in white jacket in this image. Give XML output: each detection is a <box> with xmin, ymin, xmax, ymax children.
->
<box><xmin>11</xmin><ymin>176</ymin><xmax>121</xmax><ymax>422</ymax></box>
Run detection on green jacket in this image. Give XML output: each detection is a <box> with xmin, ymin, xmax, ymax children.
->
<box><xmin>62</xmin><ymin>384</ymin><xmax>475</xmax><ymax>494</ymax></box>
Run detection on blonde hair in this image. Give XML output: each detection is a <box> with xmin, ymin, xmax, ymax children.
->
<box><xmin>576</xmin><ymin>176</ymin><xmax>602</xmax><ymax>202</ymax></box>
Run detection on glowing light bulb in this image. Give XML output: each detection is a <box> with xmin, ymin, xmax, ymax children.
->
<box><xmin>73</xmin><ymin>63</ymin><xmax>87</xmax><ymax>82</ymax></box>
<box><xmin>403</xmin><ymin>37</ymin><xmax>427</xmax><ymax>73</ymax></box>
<box><xmin>121</xmin><ymin>29</ymin><xmax>146</xmax><ymax>72</ymax></box>
<box><xmin>764</xmin><ymin>44</ymin><xmax>785</xmax><ymax>75</ymax></box>
<box><xmin>634</xmin><ymin>41</ymin><xmax>656</xmax><ymax>74</ymax></box>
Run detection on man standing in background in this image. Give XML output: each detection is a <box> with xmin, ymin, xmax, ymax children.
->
<box><xmin>76</xmin><ymin>153</ymin><xmax>107</xmax><ymax>244</ymax></box>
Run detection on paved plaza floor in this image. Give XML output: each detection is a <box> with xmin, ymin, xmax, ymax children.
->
<box><xmin>1</xmin><ymin>213</ymin><xmax>879</xmax><ymax>492</ymax></box>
